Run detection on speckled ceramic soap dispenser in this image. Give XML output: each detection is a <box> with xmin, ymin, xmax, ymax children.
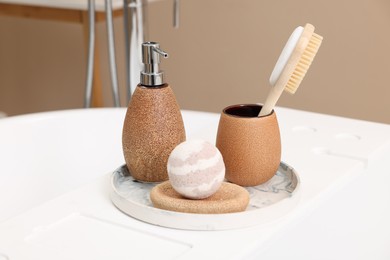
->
<box><xmin>122</xmin><ymin>42</ymin><xmax>186</xmax><ymax>182</ymax></box>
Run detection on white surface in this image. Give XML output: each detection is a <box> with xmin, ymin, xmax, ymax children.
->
<box><xmin>0</xmin><ymin>108</ymin><xmax>125</xmax><ymax>222</ymax></box>
<box><xmin>0</xmin><ymin>107</ymin><xmax>390</xmax><ymax>259</ymax></box>
<box><xmin>260</xmin><ymin>146</ymin><xmax>390</xmax><ymax>260</ymax></box>
<box><xmin>0</xmin><ymin>0</ymin><xmax>161</xmax><ymax>12</ymax></box>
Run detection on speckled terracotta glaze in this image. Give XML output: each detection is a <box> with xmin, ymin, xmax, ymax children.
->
<box><xmin>122</xmin><ymin>84</ymin><xmax>186</xmax><ymax>182</ymax></box>
<box><xmin>150</xmin><ymin>181</ymin><xmax>249</xmax><ymax>214</ymax></box>
<box><xmin>216</xmin><ymin>104</ymin><xmax>281</xmax><ymax>186</ymax></box>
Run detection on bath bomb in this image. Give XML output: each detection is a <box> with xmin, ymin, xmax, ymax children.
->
<box><xmin>167</xmin><ymin>140</ymin><xmax>225</xmax><ymax>199</ymax></box>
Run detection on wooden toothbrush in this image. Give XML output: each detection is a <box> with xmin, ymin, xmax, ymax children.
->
<box><xmin>259</xmin><ymin>23</ymin><xmax>323</xmax><ymax>117</ymax></box>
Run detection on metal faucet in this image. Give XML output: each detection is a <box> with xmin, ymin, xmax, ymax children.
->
<box><xmin>84</xmin><ymin>0</ymin><xmax>180</xmax><ymax>107</ymax></box>
<box><xmin>123</xmin><ymin>0</ymin><xmax>148</xmax><ymax>101</ymax></box>
<box><xmin>84</xmin><ymin>0</ymin><xmax>121</xmax><ymax>108</ymax></box>
<box><xmin>173</xmin><ymin>0</ymin><xmax>179</xmax><ymax>29</ymax></box>
<box><xmin>84</xmin><ymin>0</ymin><xmax>95</xmax><ymax>108</ymax></box>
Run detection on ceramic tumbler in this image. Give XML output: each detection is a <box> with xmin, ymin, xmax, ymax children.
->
<box><xmin>216</xmin><ymin>104</ymin><xmax>281</xmax><ymax>186</ymax></box>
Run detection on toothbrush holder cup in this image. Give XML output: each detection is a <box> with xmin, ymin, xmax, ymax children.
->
<box><xmin>216</xmin><ymin>104</ymin><xmax>281</xmax><ymax>187</ymax></box>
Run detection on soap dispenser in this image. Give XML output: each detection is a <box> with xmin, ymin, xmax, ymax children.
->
<box><xmin>122</xmin><ymin>42</ymin><xmax>186</xmax><ymax>182</ymax></box>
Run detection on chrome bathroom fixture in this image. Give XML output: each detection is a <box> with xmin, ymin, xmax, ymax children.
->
<box><xmin>84</xmin><ymin>0</ymin><xmax>95</xmax><ymax>108</ymax></box>
<box><xmin>173</xmin><ymin>0</ymin><xmax>179</xmax><ymax>28</ymax></box>
<box><xmin>105</xmin><ymin>0</ymin><xmax>121</xmax><ymax>107</ymax></box>
<box><xmin>123</xmin><ymin>0</ymin><xmax>180</xmax><ymax>101</ymax></box>
<box><xmin>85</xmin><ymin>0</ymin><xmax>120</xmax><ymax>108</ymax></box>
<box><xmin>123</xmin><ymin>0</ymin><xmax>149</xmax><ymax>101</ymax></box>
<box><xmin>84</xmin><ymin>0</ymin><xmax>180</xmax><ymax>107</ymax></box>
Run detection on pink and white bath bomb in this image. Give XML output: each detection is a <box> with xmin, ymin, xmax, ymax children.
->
<box><xmin>167</xmin><ymin>140</ymin><xmax>225</xmax><ymax>199</ymax></box>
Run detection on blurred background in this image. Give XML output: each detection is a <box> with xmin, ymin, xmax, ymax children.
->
<box><xmin>0</xmin><ymin>0</ymin><xmax>389</xmax><ymax>123</ymax></box>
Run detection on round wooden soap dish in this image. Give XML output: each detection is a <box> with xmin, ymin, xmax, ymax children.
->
<box><xmin>150</xmin><ymin>181</ymin><xmax>250</xmax><ymax>214</ymax></box>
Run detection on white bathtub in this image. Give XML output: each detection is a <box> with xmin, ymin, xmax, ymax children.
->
<box><xmin>0</xmin><ymin>108</ymin><xmax>219</xmax><ymax>223</ymax></box>
<box><xmin>0</xmin><ymin>108</ymin><xmax>127</xmax><ymax>222</ymax></box>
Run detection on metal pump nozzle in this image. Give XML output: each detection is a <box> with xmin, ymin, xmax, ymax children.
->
<box><xmin>140</xmin><ymin>42</ymin><xmax>169</xmax><ymax>86</ymax></box>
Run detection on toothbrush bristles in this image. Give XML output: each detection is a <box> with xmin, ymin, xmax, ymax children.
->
<box><xmin>285</xmin><ymin>32</ymin><xmax>323</xmax><ymax>94</ymax></box>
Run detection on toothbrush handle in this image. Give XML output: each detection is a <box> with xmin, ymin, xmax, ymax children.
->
<box><xmin>259</xmin><ymin>84</ymin><xmax>284</xmax><ymax>117</ymax></box>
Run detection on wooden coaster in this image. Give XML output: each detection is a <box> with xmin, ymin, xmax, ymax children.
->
<box><xmin>150</xmin><ymin>181</ymin><xmax>250</xmax><ymax>214</ymax></box>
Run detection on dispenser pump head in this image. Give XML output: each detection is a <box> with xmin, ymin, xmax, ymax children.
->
<box><xmin>140</xmin><ymin>42</ymin><xmax>169</xmax><ymax>86</ymax></box>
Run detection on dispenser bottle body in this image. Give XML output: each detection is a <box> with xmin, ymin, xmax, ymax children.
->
<box><xmin>122</xmin><ymin>84</ymin><xmax>186</xmax><ymax>182</ymax></box>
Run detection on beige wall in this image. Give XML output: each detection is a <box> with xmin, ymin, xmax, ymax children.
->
<box><xmin>1</xmin><ymin>0</ymin><xmax>389</xmax><ymax>124</ymax></box>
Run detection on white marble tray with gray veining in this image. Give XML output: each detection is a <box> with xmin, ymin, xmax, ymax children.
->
<box><xmin>110</xmin><ymin>161</ymin><xmax>300</xmax><ymax>230</ymax></box>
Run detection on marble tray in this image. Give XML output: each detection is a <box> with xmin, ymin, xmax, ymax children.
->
<box><xmin>110</xmin><ymin>162</ymin><xmax>300</xmax><ymax>231</ymax></box>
